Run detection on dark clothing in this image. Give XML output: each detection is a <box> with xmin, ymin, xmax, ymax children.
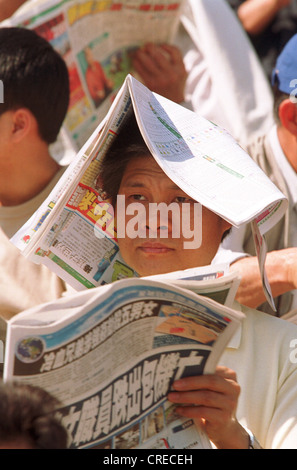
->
<box><xmin>227</xmin><ymin>0</ymin><xmax>297</xmax><ymax>79</ymax></box>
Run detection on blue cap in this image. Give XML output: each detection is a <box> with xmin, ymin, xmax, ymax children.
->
<box><xmin>271</xmin><ymin>33</ymin><xmax>297</xmax><ymax>95</ymax></box>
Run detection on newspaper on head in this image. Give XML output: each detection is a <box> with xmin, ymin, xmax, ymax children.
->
<box><xmin>3</xmin><ymin>277</ymin><xmax>245</xmax><ymax>449</ymax></box>
<box><xmin>11</xmin><ymin>74</ymin><xmax>287</xmax><ymax>309</ymax></box>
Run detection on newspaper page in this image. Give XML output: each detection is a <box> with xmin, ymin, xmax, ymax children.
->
<box><xmin>11</xmin><ymin>75</ymin><xmax>287</xmax><ymax>304</ymax></box>
<box><xmin>3</xmin><ymin>278</ymin><xmax>245</xmax><ymax>449</ymax></box>
<box><xmin>145</xmin><ymin>264</ymin><xmax>241</xmax><ymax>308</ymax></box>
<box><xmin>3</xmin><ymin>0</ymin><xmax>185</xmax><ymax>150</ymax></box>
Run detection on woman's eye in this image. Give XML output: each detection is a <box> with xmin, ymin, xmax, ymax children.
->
<box><xmin>130</xmin><ymin>194</ymin><xmax>146</xmax><ymax>201</ymax></box>
<box><xmin>174</xmin><ymin>196</ymin><xmax>191</xmax><ymax>203</ymax></box>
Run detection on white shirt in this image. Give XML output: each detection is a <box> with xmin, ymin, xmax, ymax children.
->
<box><xmin>216</xmin><ymin>126</ymin><xmax>297</xmax><ymax>310</ymax></box>
<box><xmin>269</xmin><ymin>126</ymin><xmax>297</xmax><ymax>247</ymax></box>
<box><xmin>0</xmin><ymin>168</ymin><xmax>64</xmax><ymax>239</ymax></box>
<box><xmin>222</xmin><ymin>301</ymin><xmax>297</xmax><ymax>448</ymax></box>
<box><xmin>0</xmin><ymin>168</ymin><xmax>68</xmax><ymax>320</ymax></box>
<box><xmin>268</xmin><ymin>126</ymin><xmax>297</xmax><ymax>309</ymax></box>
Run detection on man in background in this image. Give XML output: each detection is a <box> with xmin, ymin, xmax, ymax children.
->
<box><xmin>0</xmin><ymin>27</ymin><xmax>70</xmax><ymax>319</ymax></box>
<box><xmin>219</xmin><ymin>33</ymin><xmax>297</xmax><ymax>320</ymax></box>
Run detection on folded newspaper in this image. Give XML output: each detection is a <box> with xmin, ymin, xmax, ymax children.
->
<box><xmin>3</xmin><ymin>277</ymin><xmax>245</xmax><ymax>449</ymax></box>
<box><xmin>11</xmin><ymin>74</ymin><xmax>287</xmax><ymax>309</ymax></box>
<box><xmin>144</xmin><ymin>264</ymin><xmax>240</xmax><ymax>308</ymax></box>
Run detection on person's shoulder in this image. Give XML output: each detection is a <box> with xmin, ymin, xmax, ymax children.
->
<box><xmin>234</xmin><ymin>300</ymin><xmax>297</xmax><ymax>338</ymax></box>
<box><xmin>246</xmin><ymin>133</ymin><xmax>267</xmax><ymax>159</ymax></box>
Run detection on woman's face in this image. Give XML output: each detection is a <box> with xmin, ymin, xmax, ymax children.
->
<box><xmin>116</xmin><ymin>155</ymin><xmax>230</xmax><ymax>277</ymax></box>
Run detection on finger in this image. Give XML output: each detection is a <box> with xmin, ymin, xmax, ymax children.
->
<box><xmin>172</xmin><ymin>372</ymin><xmax>239</xmax><ymax>395</ymax></box>
<box><xmin>215</xmin><ymin>366</ymin><xmax>238</xmax><ymax>382</ymax></box>
<box><xmin>159</xmin><ymin>44</ymin><xmax>184</xmax><ymax>65</ymax></box>
<box><xmin>168</xmin><ymin>388</ymin><xmax>238</xmax><ymax>411</ymax></box>
<box><xmin>172</xmin><ymin>404</ymin><xmax>233</xmax><ymax>425</ymax></box>
<box><xmin>139</xmin><ymin>43</ymin><xmax>176</xmax><ymax>72</ymax></box>
<box><xmin>132</xmin><ymin>48</ymin><xmax>161</xmax><ymax>76</ymax></box>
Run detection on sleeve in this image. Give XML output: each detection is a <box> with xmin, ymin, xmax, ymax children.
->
<box><xmin>266</xmin><ymin>348</ymin><xmax>297</xmax><ymax>448</ymax></box>
<box><xmin>212</xmin><ymin>225</ymin><xmax>250</xmax><ymax>266</ymax></box>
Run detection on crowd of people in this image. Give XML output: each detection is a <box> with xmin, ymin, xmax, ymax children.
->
<box><xmin>1</xmin><ymin>0</ymin><xmax>297</xmax><ymax>449</ymax></box>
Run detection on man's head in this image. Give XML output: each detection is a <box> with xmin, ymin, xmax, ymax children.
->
<box><xmin>0</xmin><ymin>27</ymin><xmax>69</xmax><ymax>144</ymax></box>
<box><xmin>99</xmin><ymin>115</ymin><xmax>231</xmax><ymax>276</ymax></box>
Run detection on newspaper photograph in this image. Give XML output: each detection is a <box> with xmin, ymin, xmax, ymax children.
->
<box><xmin>3</xmin><ymin>278</ymin><xmax>245</xmax><ymax>449</ymax></box>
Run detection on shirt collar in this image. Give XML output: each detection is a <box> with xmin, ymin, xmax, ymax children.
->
<box><xmin>226</xmin><ymin>301</ymin><xmax>242</xmax><ymax>350</ymax></box>
<box><xmin>268</xmin><ymin>125</ymin><xmax>297</xmax><ymax>207</ymax></box>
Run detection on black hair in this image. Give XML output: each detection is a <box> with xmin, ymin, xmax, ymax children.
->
<box><xmin>0</xmin><ymin>381</ymin><xmax>68</xmax><ymax>449</ymax></box>
<box><xmin>0</xmin><ymin>27</ymin><xmax>69</xmax><ymax>144</ymax></box>
<box><xmin>99</xmin><ymin>112</ymin><xmax>151</xmax><ymax>207</ymax></box>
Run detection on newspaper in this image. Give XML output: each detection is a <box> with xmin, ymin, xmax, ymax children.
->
<box><xmin>144</xmin><ymin>264</ymin><xmax>241</xmax><ymax>308</ymax></box>
<box><xmin>11</xmin><ymin>74</ymin><xmax>287</xmax><ymax>309</ymax></box>
<box><xmin>3</xmin><ymin>277</ymin><xmax>245</xmax><ymax>449</ymax></box>
<box><xmin>3</xmin><ymin>0</ymin><xmax>185</xmax><ymax>151</ymax></box>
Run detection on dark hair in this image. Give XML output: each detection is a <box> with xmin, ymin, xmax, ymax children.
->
<box><xmin>99</xmin><ymin>112</ymin><xmax>151</xmax><ymax>207</ymax></box>
<box><xmin>0</xmin><ymin>27</ymin><xmax>69</xmax><ymax>144</ymax></box>
<box><xmin>99</xmin><ymin>113</ymin><xmax>231</xmax><ymax>241</ymax></box>
<box><xmin>0</xmin><ymin>381</ymin><xmax>68</xmax><ymax>449</ymax></box>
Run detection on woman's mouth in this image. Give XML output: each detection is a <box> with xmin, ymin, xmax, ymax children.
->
<box><xmin>138</xmin><ymin>242</ymin><xmax>174</xmax><ymax>254</ymax></box>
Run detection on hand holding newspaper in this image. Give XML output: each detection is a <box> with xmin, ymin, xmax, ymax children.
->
<box><xmin>11</xmin><ymin>74</ymin><xmax>287</xmax><ymax>309</ymax></box>
<box><xmin>3</xmin><ymin>277</ymin><xmax>245</xmax><ymax>449</ymax></box>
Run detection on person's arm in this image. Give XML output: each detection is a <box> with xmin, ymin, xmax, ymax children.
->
<box><xmin>168</xmin><ymin>366</ymin><xmax>250</xmax><ymax>449</ymax></box>
<box><xmin>131</xmin><ymin>43</ymin><xmax>187</xmax><ymax>103</ymax></box>
<box><xmin>230</xmin><ymin>247</ymin><xmax>297</xmax><ymax>308</ymax></box>
<box><xmin>0</xmin><ymin>0</ymin><xmax>27</xmax><ymax>21</ymax></box>
<box><xmin>237</xmin><ymin>0</ymin><xmax>292</xmax><ymax>35</ymax></box>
